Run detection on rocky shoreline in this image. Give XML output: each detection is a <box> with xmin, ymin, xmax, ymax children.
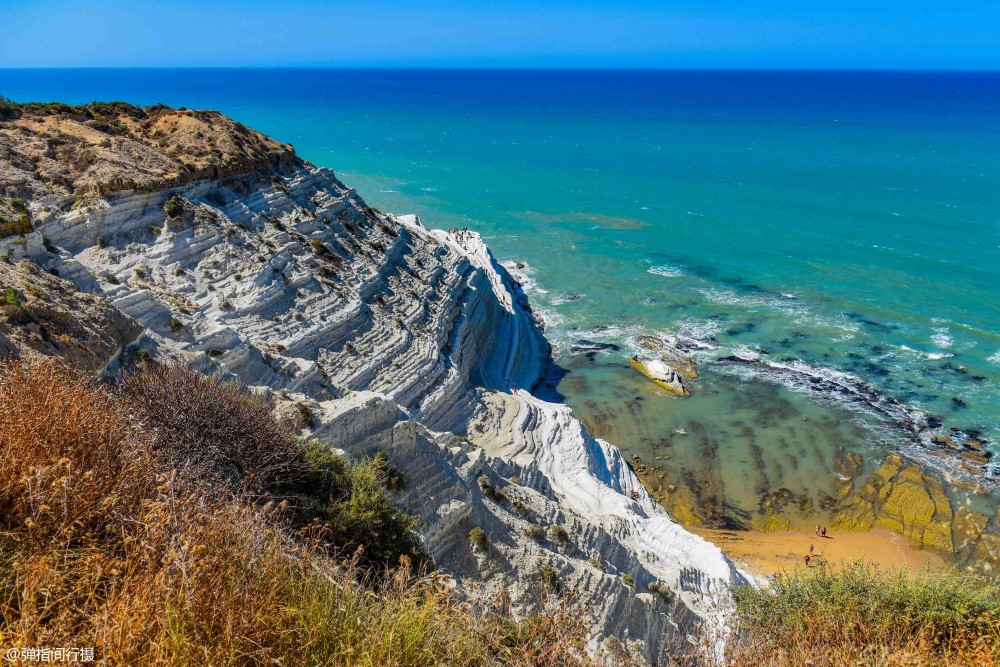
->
<box><xmin>565</xmin><ymin>332</ymin><xmax>999</xmax><ymax>576</ymax></box>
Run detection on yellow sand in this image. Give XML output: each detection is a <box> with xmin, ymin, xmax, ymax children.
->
<box><xmin>691</xmin><ymin>527</ymin><xmax>947</xmax><ymax>579</ymax></box>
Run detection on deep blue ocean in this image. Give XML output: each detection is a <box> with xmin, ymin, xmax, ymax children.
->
<box><xmin>2</xmin><ymin>69</ymin><xmax>998</xmax><ymax>515</ymax></box>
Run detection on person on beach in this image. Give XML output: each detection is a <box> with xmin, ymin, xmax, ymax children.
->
<box><xmin>822</xmin><ymin>527</ymin><xmax>828</xmax><ymax>538</ymax></box>
<box><xmin>809</xmin><ymin>544</ymin><xmax>814</xmax><ymax>554</ymax></box>
<box><xmin>804</xmin><ymin>554</ymin><xmax>811</xmax><ymax>567</ymax></box>
<box><xmin>815</xmin><ymin>525</ymin><xmax>820</xmax><ymax>536</ymax></box>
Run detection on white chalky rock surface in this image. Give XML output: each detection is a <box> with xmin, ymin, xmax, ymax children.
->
<box><xmin>13</xmin><ymin>162</ymin><xmax>747</xmax><ymax>659</ymax></box>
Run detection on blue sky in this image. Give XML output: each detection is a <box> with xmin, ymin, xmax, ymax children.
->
<box><xmin>2</xmin><ymin>0</ymin><xmax>999</xmax><ymax>69</ymax></box>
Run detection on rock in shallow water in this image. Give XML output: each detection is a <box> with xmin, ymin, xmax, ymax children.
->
<box><xmin>629</xmin><ymin>355</ymin><xmax>690</xmax><ymax>397</ymax></box>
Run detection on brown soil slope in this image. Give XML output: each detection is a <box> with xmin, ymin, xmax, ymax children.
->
<box><xmin>0</xmin><ymin>100</ymin><xmax>298</xmax><ymax>201</ymax></box>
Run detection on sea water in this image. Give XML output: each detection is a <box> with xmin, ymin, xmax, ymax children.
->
<box><xmin>3</xmin><ymin>69</ymin><xmax>998</xmax><ymax>526</ymax></box>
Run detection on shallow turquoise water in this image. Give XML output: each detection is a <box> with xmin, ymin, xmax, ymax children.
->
<box><xmin>2</xmin><ymin>70</ymin><xmax>998</xmax><ymax>508</ymax></box>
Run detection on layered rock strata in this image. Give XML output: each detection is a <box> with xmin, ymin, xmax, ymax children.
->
<box><xmin>0</xmin><ymin>103</ymin><xmax>746</xmax><ymax>660</ymax></box>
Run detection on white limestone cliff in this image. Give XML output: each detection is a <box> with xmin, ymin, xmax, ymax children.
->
<box><xmin>5</xmin><ymin>161</ymin><xmax>747</xmax><ymax>660</ymax></box>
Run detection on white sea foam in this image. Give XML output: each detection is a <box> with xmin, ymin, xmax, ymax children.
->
<box><xmin>932</xmin><ymin>327</ymin><xmax>954</xmax><ymax>349</ymax></box>
<box><xmin>534</xmin><ymin>306</ymin><xmax>566</xmax><ymax>330</ymax></box>
<box><xmin>502</xmin><ymin>261</ymin><xmax>550</xmax><ymax>295</ymax></box>
<box><xmin>694</xmin><ymin>287</ymin><xmax>775</xmax><ymax>308</ymax></box>
<box><xmin>550</xmin><ymin>294</ymin><xmax>584</xmax><ymax>306</ymax></box>
<box><xmin>666</xmin><ymin>319</ymin><xmax>724</xmax><ymax>346</ymax></box>
<box><xmin>899</xmin><ymin>345</ymin><xmax>955</xmax><ymax>361</ymax></box>
<box><xmin>647</xmin><ymin>264</ymin><xmax>685</xmax><ymax>278</ymax></box>
<box><xmin>988</xmin><ymin>350</ymin><xmax>1000</xmax><ymax>365</ymax></box>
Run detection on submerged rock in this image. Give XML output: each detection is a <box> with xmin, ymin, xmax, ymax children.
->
<box><xmin>629</xmin><ymin>355</ymin><xmax>690</xmax><ymax>397</ymax></box>
<box><xmin>569</xmin><ymin>339</ymin><xmax>621</xmax><ymax>355</ymax></box>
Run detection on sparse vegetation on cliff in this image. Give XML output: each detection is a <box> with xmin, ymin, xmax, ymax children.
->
<box><xmin>0</xmin><ymin>99</ymin><xmax>298</xmax><ymax>201</ymax></box>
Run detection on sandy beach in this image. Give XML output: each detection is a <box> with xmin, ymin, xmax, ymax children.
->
<box><xmin>689</xmin><ymin>526</ymin><xmax>948</xmax><ymax>579</ymax></box>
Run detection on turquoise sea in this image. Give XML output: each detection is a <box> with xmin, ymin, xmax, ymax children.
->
<box><xmin>2</xmin><ymin>69</ymin><xmax>998</xmax><ymax>524</ymax></box>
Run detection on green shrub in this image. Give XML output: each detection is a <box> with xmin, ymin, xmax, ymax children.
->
<box><xmin>162</xmin><ymin>196</ymin><xmax>183</xmax><ymax>218</ymax></box>
<box><xmin>0</xmin><ymin>96</ymin><xmax>20</xmax><ymax>121</ymax></box>
<box><xmin>647</xmin><ymin>581</ymin><xmax>673</xmax><ymax>603</ymax></box>
<box><xmin>3</xmin><ymin>287</ymin><xmax>20</xmax><ymax>307</ymax></box>
<box><xmin>525</xmin><ymin>524</ymin><xmax>545</xmax><ymax>541</ymax></box>
<box><xmin>477</xmin><ymin>474</ymin><xmax>497</xmax><ymax>500</ymax></box>
<box><xmin>549</xmin><ymin>525</ymin><xmax>569</xmax><ymax>549</ymax></box>
<box><xmin>726</xmin><ymin>560</ymin><xmax>1000</xmax><ymax>665</ymax></box>
<box><xmin>289</xmin><ymin>439</ymin><xmax>427</xmax><ymax>569</ymax></box>
<box><xmin>733</xmin><ymin>560</ymin><xmax>1000</xmax><ymax>646</ymax></box>
<box><xmin>372</xmin><ymin>450</ymin><xmax>404</xmax><ymax>490</ymax></box>
<box><xmin>468</xmin><ymin>527</ymin><xmax>488</xmax><ymax>552</ymax></box>
<box><xmin>620</xmin><ymin>573</ymin><xmax>634</xmax><ymax>587</ymax></box>
<box><xmin>538</xmin><ymin>564</ymin><xmax>560</xmax><ymax>593</ymax></box>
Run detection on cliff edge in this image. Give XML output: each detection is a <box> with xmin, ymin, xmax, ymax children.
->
<box><xmin>0</xmin><ymin>101</ymin><xmax>747</xmax><ymax>659</ymax></box>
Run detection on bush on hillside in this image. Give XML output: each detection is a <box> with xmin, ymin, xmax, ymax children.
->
<box><xmin>0</xmin><ymin>360</ymin><xmax>155</xmax><ymax>553</ymax></box>
<box><xmin>469</xmin><ymin>526</ymin><xmax>489</xmax><ymax>552</ymax></box>
<box><xmin>0</xmin><ymin>359</ymin><xmax>609</xmax><ymax>666</ymax></box>
<box><xmin>118</xmin><ymin>363</ymin><xmax>301</xmax><ymax>493</ymax></box>
<box><xmin>286</xmin><ymin>438</ymin><xmax>427</xmax><ymax>568</ymax></box>
<box><xmin>0</xmin><ymin>97</ymin><xmax>20</xmax><ymax>121</ymax></box>
<box><xmin>162</xmin><ymin>196</ymin><xmax>183</xmax><ymax>218</ymax></box>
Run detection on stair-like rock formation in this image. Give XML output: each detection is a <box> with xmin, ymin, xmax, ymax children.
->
<box><xmin>1</xmin><ymin>104</ymin><xmax>747</xmax><ymax>660</ymax></box>
<box><xmin>0</xmin><ymin>256</ymin><xmax>140</xmax><ymax>371</ymax></box>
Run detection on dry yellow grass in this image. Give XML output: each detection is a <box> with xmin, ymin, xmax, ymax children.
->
<box><xmin>0</xmin><ymin>360</ymin><xmax>605</xmax><ymax>666</ymax></box>
<box><xmin>661</xmin><ymin>561</ymin><xmax>1000</xmax><ymax>667</ymax></box>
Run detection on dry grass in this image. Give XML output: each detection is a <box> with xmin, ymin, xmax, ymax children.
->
<box><xmin>663</xmin><ymin>560</ymin><xmax>1000</xmax><ymax>667</ymax></box>
<box><xmin>118</xmin><ymin>362</ymin><xmax>302</xmax><ymax>494</ymax></box>
<box><xmin>0</xmin><ymin>359</ymin><xmax>608</xmax><ymax>665</ymax></box>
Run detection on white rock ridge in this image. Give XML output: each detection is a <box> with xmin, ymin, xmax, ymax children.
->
<box><xmin>6</xmin><ymin>161</ymin><xmax>747</xmax><ymax>659</ymax></box>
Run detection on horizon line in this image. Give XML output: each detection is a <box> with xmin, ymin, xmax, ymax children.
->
<box><xmin>2</xmin><ymin>65</ymin><xmax>1000</xmax><ymax>73</ymax></box>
